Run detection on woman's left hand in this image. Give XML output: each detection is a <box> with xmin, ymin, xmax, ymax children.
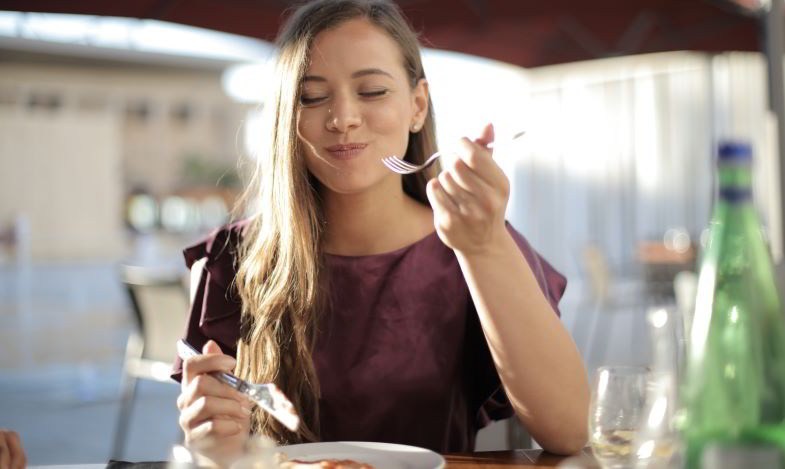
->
<box><xmin>426</xmin><ymin>123</ymin><xmax>511</xmax><ymax>256</ymax></box>
<box><xmin>0</xmin><ymin>429</ymin><xmax>26</xmax><ymax>469</ymax></box>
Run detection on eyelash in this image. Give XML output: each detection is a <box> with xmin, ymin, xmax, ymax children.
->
<box><xmin>360</xmin><ymin>89</ymin><xmax>388</xmax><ymax>98</ymax></box>
<box><xmin>299</xmin><ymin>89</ymin><xmax>389</xmax><ymax>106</ymax></box>
<box><xmin>300</xmin><ymin>96</ymin><xmax>326</xmax><ymax>106</ymax></box>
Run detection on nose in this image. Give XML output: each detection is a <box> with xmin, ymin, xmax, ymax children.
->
<box><xmin>326</xmin><ymin>94</ymin><xmax>361</xmax><ymax>132</ymax></box>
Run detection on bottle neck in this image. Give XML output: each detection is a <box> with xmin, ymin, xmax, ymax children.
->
<box><xmin>718</xmin><ymin>163</ymin><xmax>752</xmax><ymax>203</ymax></box>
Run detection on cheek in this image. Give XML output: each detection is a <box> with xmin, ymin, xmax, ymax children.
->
<box><xmin>367</xmin><ymin>102</ymin><xmax>408</xmax><ymax>133</ymax></box>
<box><xmin>300</xmin><ymin>138</ymin><xmax>321</xmax><ymax>177</ymax></box>
<box><xmin>366</xmin><ymin>103</ymin><xmax>412</xmax><ymax>158</ymax></box>
<box><xmin>297</xmin><ymin>112</ymin><xmax>323</xmax><ymax>162</ymax></box>
<box><xmin>297</xmin><ymin>110</ymin><xmax>318</xmax><ymax>141</ymax></box>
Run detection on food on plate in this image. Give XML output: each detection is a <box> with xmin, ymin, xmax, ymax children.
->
<box><xmin>276</xmin><ymin>452</ymin><xmax>374</xmax><ymax>469</ymax></box>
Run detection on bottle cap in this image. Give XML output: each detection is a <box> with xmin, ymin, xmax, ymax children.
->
<box><xmin>718</xmin><ymin>141</ymin><xmax>752</xmax><ymax>163</ymax></box>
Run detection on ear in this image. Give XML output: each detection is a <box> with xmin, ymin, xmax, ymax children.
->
<box><xmin>410</xmin><ymin>78</ymin><xmax>429</xmax><ymax>130</ymax></box>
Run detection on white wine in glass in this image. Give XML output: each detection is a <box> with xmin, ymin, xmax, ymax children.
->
<box><xmin>589</xmin><ymin>366</ymin><xmax>647</xmax><ymax>468</ymax></box>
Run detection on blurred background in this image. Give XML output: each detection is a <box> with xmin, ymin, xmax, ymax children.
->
<box><xmin>0</xmin><ymin>0</ymin><xmax>783</xmax><ymax>464</ymax></box>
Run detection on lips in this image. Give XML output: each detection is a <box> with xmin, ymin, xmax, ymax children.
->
<box><xmin>325</xmin><ymin>143</ymin><xmax>368</xmax><ymax>160</ymax></box>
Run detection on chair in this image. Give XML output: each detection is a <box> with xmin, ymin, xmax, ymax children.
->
<box><xmin>573</xmin><ymin>245</ymin><xmax>649</xmax><ymax>372</ymax></box>
<box><xmin>111</xmin><ymin>264</ymin><xmax>189</xmax><ymax>460</ymax></box>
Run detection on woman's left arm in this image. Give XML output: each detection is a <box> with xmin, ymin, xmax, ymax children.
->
<box><xmin>426</xmin><ymin>124</ymin><xmax>589</xmax><ymax>455</ymax></box>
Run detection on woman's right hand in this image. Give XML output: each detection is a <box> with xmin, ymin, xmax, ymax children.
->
<box><xmin>177</xmin><ymin>340</ymin><xmax>253</xmax><ymax>465</ymax></box>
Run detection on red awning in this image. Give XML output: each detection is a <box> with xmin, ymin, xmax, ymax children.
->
<box><xmin>0</xmin><ymin>0</ymin><xmax>762</xmax><ymax>67</ymax></box>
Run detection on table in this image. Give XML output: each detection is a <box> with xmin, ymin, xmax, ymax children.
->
<box><xmin>100</xmin><ymin>448</ymin><xmax>598</xmax><ymax>469</ymax></box>
<box><xmin>637</xmin><ymin>241</ymin><xmax>696</xmax><ymax>299</ymax></box>
<box><xmin>445</xmin><ymin>448</ymin><xmax>597</xmax><ymax>468</ymax></box>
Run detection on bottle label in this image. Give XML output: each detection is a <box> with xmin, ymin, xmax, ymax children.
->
<box><xmin>719</xmin><ymin>187</ymin><xmax>752</xmax><ymax>203</ymax></box>
<box><xmin>701</xmin><ymin>444</ymin><xmax>784</xmax><ymax>469</ymax></box>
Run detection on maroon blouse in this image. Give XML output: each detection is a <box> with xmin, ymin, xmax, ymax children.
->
<box><xmin>172</xmin><ymin>219</ymin><xmax>567</xmax><ymax>452</ymax></box>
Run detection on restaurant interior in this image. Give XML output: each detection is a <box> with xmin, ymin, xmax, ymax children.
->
<box><xmin>1</xmin><ymin>0</ymin><xmax>783</xmax><ymax>466</ymax></box>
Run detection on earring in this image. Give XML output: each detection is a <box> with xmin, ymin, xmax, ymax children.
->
<box><xmin>410</xmin><ymin>123</ymin><xmax>420</xmax><ymax>132</ymax></box>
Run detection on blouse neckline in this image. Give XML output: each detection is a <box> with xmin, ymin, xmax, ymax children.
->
<box><xmin>325</xmin><ymin>230</ymin><xmax>440</xmax><ymax>261</ymax></box>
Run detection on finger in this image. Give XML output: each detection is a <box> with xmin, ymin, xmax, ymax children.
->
<box><xmin>438</xmin><ymin>170</ymin><xmax>475</xmax><ymax>216</ymax></box>
<box><xmin>203</xmin><ymin>339</ymin><xmax>223</xmax><ymax>355</ymax></box>
<box><xmin>189</xmin><ymin>416</ymin><xmax>245</xmax><ymax>442</ymax></box>
<box><xmin>181</xmin><ymin>374</ymin><xmax>248</xmax><ymax>409</ymax></box>
<box><xmin>456</xmin><ymin>138</ymin><xmax>506</xmax><ymax>188</ymax></box>
<box><xmin>176</xmin><ymin>391</ymin><xmax>189</xmax><ymax>411</ymax></box>
<box><xmin>182</xmin><ymin>352</ymin><xmax>236</xmax><ymax>387</ymax></box>
<box><xmin>0</xmin><ymin>433</ymin><xmax>10</xmax><ymax>469</ymax></box>
<box><xmin>427</xmin><ymin>178</ymin><xmax>458</xmax><ymax>214</ymax></box>
<box><xmin>474</xmin><ymin>122</ymin><xmax>495</xmax><ymax>147</ymax></box>
<box><xmin>5</xmin><ymin>433</ymin><xmax>24</xmax><ymax>469</ymax></box>
<box><xmin>449</xmin><ymin>159</ymin><xmax>501</xmax><ymax>216</ymax></box>
<box><xmin>180</xmin><ymin>395</ymin><xmax>252</xmax><ymax>430</ymax></box>
<box><xmin>449</xmin><ymin>157</ymin><xmax>493</xmax><ymax>195</ymax></box>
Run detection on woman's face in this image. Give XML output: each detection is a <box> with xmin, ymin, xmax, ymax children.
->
<box><xmin>296</xmin><ymin>18</ymin><xmax>428</xmax><ymax>197</ymax></box>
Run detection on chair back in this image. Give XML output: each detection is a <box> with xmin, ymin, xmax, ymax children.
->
<box><xmin>583</xmin><ymin>245</ymin><xmax>611</xmax><ymax>304</ymax></box>
<box><xmin>121</xmin><ymin>265</ymin><xmax>188</xmax><ymax>367</ymax></box>
<box><xmin>112</xmin><ymin>263</ymin><xmax>188</xmax><ymax>459</ymax></box>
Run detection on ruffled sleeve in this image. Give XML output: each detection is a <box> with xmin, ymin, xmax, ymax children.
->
<box><xmin>472</xmin><ymin>222</ymin><xmax>567</xmax><ymax>426</ymax></box>
<box><xmin>507</xmin><ymin>223</ymin><xmax>567</xmax><ymax>316</ymax></box>
<box><xmin>170</xmin><ymin>219</ymin><xmax>250</xmax><ymax>382</ymax></box>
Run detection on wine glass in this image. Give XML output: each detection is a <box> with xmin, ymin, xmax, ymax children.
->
<box><xmin>632</xmin><ymin>306</ymin><xmax>684</xmax><ymax>468</ymax></box>
<box><xmin>167</xmin><ymin>444</ymin><xmax>197</xmax><ymax>469</ymax></box>
<box><xmin>167</xmin><ymin>435</ymin><xmax>278</xmax><ymax>469</ymax></box>
<box><xmin>230</xmin><ymin>435</ymin><xmax>278</xmax><ymax>469</ymax></box>
<box><xmin>589</xmin><ymin>366</ymin><xmax>648</xmax><ymax>468</ymax></box>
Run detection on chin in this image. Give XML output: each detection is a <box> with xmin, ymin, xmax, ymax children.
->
<box><xmin>313</xmin><ymin>171</ymin><xmax>390</xmax><ymax>197</ymax></box>
<box><xmin>320</xmin><ymin>180</ymin><xmax>377</xmax><ymax>196</ymax></box>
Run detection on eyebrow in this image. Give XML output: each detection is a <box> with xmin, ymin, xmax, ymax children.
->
<box><xmin>302</xmin><ymin>68</ymin><xmax>394</xmax><ymax>83</ymax></box>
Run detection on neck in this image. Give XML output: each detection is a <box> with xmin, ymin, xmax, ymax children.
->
<box><xmin>320</xmin><ymin>176</ymin><xmax>433</xmax><ymax>256</ymax></box>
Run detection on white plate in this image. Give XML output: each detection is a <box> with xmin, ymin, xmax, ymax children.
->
<box><xmin>278</xmin><ymin>441</ymin><xmax>446</xmax><ymax>469</ymax></box>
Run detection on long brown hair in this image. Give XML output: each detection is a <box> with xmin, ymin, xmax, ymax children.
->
<box><xmin>234</xmin><ymin>0</ymin><xmax>438</xmax><ymax>444</ymax></box>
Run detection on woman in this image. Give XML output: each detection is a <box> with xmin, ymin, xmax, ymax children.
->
<box><xmin>174</xmin><ymin>0</ymin><xmax>589</xmax><ymax>463</ymax></box>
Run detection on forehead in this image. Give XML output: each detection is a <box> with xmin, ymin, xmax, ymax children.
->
<box><xmin>306</xmin><ymin>18</ymin><xmax>406</xmax><ymax>77</ymax></box>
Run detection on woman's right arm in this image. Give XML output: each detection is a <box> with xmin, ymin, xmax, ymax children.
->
<box><xmin>176</xmin><ymin>340</ymin><xmax>253</xmax><ymax>467</ymax></box>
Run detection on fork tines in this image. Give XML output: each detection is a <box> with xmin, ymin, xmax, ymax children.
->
<box><xmin>383</xmin><ymin>129</ymin><xmax>526</xmax><ymax>175</ymax></box>
<box><xmin>382</xmin><ymin>156</ymin><xmax>420</xmax><ymax>174</ymax></box>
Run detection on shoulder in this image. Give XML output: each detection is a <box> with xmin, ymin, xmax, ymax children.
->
<box><xmin>183</xmin><ymin>217</ymin><xmax>254</xmax><ymax>283</ymax></box>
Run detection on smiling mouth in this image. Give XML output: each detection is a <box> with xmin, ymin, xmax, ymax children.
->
<box><xmin>325</xmin><ymin>143</ymin><xmax>368</xmax><ymax>160</ymax></box>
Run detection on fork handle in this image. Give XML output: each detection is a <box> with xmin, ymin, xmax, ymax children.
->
<box><xmin>213</xmin><ymin>370</ymin><xmax>244</xmax><ymax>391</ymax></box>
<box><xmin>177</xmin><ymin>339</ymin><xmax>298</xmax><ymax>431</ymax></box>
<box><xmin>176</xmin><ymin>339</ymin><xmax>245</xmax><ymax>391</ymax></box>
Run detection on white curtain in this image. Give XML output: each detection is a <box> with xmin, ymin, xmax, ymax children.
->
<box><xmin>499</xmin><ymin>51</ymin><xmax>776</xmax><ymax>282</ymax></box>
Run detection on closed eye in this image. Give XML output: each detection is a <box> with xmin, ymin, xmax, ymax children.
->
<box><xmin>300</xmin><ymin>95</ymin><xmax>327</xmax><ymax>106</ymax></box>
<box><xmin>359</xmin><ymin>89</ymin><xmax>389</xmax><ymax>99</ymax></box>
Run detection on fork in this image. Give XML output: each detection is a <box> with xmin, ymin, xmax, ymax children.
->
<box><xmin>382</xmin><ymin>130</ymin><xmax>526</xmax><ymax>174</ymax></box>
<box><xmin>176</xmin><ymin>339</ymin><xmax>300</xmax><ymax>432</ymax></box>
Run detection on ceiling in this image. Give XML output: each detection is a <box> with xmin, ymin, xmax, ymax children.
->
<box><xmin>0</xmin><ymin>0</ymin><xmax>763</xmax><ymax>67</ymax></box>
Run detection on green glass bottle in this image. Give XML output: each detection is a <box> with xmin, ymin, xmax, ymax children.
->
<box><xmin>680</xmin><ymin>141</ymin><xmax>785</xmax><ymax>468</ymax></box>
